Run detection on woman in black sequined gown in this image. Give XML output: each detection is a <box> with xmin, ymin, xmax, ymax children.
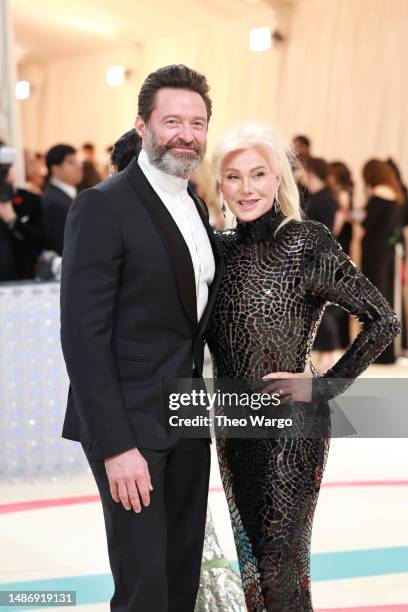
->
<box><xmin>207</xmin><ymin>124</ymin><xmax>401</xmax><ymax>612</ymax></box>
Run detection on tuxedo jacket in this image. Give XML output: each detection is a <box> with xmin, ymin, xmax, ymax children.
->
<box><xmin>60</xmin><ymin>158</ymin><xmax>223</xmax><ymax>460</ymax></box>
<box><xmin>42</xmin><ymin>183</ymin><xmax>73</xmax><ymax>256</ymax></box>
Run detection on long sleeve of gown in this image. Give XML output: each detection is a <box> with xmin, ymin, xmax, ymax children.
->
<box><xmin>302</xmin><ymin>222</ymin><xmax>401</xmax><ymax>400</ymax></box>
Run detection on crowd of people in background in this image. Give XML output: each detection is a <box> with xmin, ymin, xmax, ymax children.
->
<box><xmin>0</xmin><ymin>133</ymin><xmax>407</xmax><ymax>364</ymax></box>
<box><xmin>292</xmin><ymin>134</ymin><xmax>408</xmax><ymax>365</ymax></box>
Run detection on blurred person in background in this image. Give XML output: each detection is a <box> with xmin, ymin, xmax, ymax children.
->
<box><xmin>77</xmin><ymin>142</ymin><xmax>102</xmax><ymax>191</ymax></box>
<box><xmin>302</xmin><ymin>157</ymin><xmax>337</xmax><ymax>230</ymax></box>
<box><xmin>360</xmin><ymin>159</ymin><xmax>404</xmax><ymax>364</ymax></box>
<box><xmin>301</xmin><ymin>157</ymin><xmax>342</xmax><ymax>371</ymax></box>
<box><xmin>42</xmin><ymin>144</ymin><xmax>83</xmax><ymax>256</ymax></box>
<box><xmin>327</xmin><ymin>161</ymin><xmax>353</xmax><ymax>253</ymax></box>
<box><xmin>36</xmin><ymin>132</ymin><xmax>142</xmax><ymax>283</ymax></box>
<box><xmin>387</xmin><ymin>158</ymin><xmax>408</xmax><ymax>358</ymax></box>
<box><xmin>292</xmin><ymin>134</ymin><xmax>312</xmax><ymax>164</ymax></box>
<box><xmin>0</xmin><ymin>142</ymin><xmax>18</xmax><ymax>281</ymax></box>
<box><xmin>24</xmin><ymin>150</ymin><xmax>47</xmax><ymax>194</ymax></box>
<box><xmin>292</xmin><ymin>134</ymin><xmax>312</xmax><ymax>208</ymax></box>
<box><xmin>102</xmin><ymin>144</ymin><xmax>114</xmax><ymax>180</ymax></box>
<box><xmin>192</xmin><ymin>159</ymin><xmax>225</xmax><ymax>229</ymax></box>
<box><xmin>110</xmin><ymin>129</ymin><xmax>141</xmax><ymax>173</ymax></box>
<box><xmin>327</xmin><ymin>161</ymin><xmax>354</xmax><ymax>348</ymax></box>
<box><xmin>0</xmin><ymin>141</ymin><xmax>46</xmax><ymax>280</ymax></box>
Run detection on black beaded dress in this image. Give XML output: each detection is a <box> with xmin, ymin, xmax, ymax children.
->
<box><xmin>207</xmin><ymin>208</ymin><xmax>400</xmax><ymax>612</ymax></box>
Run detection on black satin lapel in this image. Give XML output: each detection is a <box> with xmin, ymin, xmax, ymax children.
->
<box><xmin>187</xmin><ymin>188</ymin><xmax>224</xmax><ymax>336</ymax></box>
<box><xmin>126</xmin><ymin>159</ymin><xmax>197</xmax><ymax>327</ymax></box>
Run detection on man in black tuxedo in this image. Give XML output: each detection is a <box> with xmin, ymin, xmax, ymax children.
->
<box><xmin>42</xmin><ymin>144</ymin><xmax>83</xmax><ymax>255</ymax></box>
<box><xmin>60</xmin><ymin>65</ymin><xmax>223</xmax><ymax>612</ymax></box>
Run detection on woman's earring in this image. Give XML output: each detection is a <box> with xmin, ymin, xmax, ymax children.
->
<box><xmin>273</xmin><ymin>193</ymin><xmax>281</xmax><ymax>214</ymax></box>
<box><xmin>221</xmin><ymin>200</ymin><xmax>227</xmax><ymax>218</ymax></box>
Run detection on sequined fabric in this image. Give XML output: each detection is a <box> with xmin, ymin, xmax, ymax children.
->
<box><xmin>195</xmin><ymin>510</ymin><xmax>246</xmax><ymax>612</ymax></box>
<box><xmin>207</xmin><ymin>209</ymin><xmax>400</xmax><ymax>611</ymax></box>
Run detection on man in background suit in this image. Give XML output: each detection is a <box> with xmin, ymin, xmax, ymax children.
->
<box><xmin>60</xmin><ymin>65</ymin><xmax>223</xmax><ymax>612</ymax></box>
<box><xmin>42</xmin><ymin>144</ymin><xmax>83</xmax><ymax>255</ymax></box>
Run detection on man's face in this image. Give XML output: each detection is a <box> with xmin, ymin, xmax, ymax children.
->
<box><xmin>136</xmin><ymin>88</ymin><xmax>208</xmax><ymax>178</ymax></box>
<box><xmin>53</xmin><ymin>153</ymin><xmax>83</xmax><ymax>186</ymax></box>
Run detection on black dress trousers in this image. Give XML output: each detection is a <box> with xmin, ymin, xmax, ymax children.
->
<box><xmin>82</xmin><ymin>438</ymin><xmax>211</xmax><ymax>612</ymax></box>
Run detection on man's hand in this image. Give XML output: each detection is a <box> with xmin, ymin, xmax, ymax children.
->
<box><xmin>104</xmin><ymin>447</ymin><xmax>153</xmax><ymax>513</ymax></box>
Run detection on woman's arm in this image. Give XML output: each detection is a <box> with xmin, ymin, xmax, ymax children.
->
<box><xmin>303</xmin><ymin>222</ymin><xmax>401</xmax><ymax>399</ymax></box>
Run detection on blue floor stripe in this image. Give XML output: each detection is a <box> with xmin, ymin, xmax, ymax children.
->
<box><xmin>1</xmin><ymin>546</ymin><xmax>407</xmax><ymax>610</ymax></box>
<box><xmin>231</xmin><ymin>545</ymin><xmax>408</xmax><ymax>582</ymax></box>
<box><xmin>311</xmin><ymin>545</ymin><xmax>408</xmax><ymax>581</ymax></box>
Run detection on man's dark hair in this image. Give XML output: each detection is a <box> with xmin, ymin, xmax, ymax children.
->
<box><xmin>138</xmin><ymin>64</ymin><xmax>212</xmax><ymax>123</ymax></box>
<box><xmin>294</xmin><ymin>135</ymin><xmax>310</xmax><ymax>147</ymax></box>
<box><xmin>111</xmin><ymin>129</ymin><xmax>141</xmax><ymax>172</ymax></box>
<box><xmin>46</xmin><ymin>144</ymin><xmax>76</xmax><ymax>174</ymax></box>
<box><xmin>307</xmin><ymin>157</ymin><xmax>328</xmax><ymax>181</ymax></box>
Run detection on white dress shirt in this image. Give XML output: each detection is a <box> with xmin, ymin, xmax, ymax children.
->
<box><xmin>49</xmin><ymin>178</ymin><xmax>77</xmax><ymax>200</ymax></box>
<box><xmin>138</xmin><ymin>149</ymin><xmax>215</xmax><ymax>321</ymax></box>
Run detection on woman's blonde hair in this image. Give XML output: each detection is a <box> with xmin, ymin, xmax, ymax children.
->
<box><xmin>212</xmin><ymin>122</ymin><xmax>302</xmax><ymax>233</ymax></box>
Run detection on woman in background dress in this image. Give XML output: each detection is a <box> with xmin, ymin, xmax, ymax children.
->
<box><xmin>301</xmin><ymin>157</ymin><xmax>341</xmax><ymax>371</ymax></box>
<box><xmin>361</xmin><ymin>159</ymin><xmax>404</xmax><ymax>364</ymax></box>
<box><xmin>327</xmin><ymin>161</ymin><xmax>354</xmax><ymax>348</ymax></box>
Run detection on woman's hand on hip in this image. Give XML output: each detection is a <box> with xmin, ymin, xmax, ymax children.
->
<box><xmin>262</xmin><ymin>371</ymin><xmax>312</xmax><ymax>404</ymax></box>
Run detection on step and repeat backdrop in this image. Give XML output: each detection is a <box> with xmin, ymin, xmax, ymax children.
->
<box><xmin>0</xmin><ymin>281</ymin><xmax>88</xmax><ymax>480</ymax></box>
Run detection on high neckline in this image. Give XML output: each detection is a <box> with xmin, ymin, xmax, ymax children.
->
<box><xmin>138</xmin><ymin>148</ymin><xmax>189</xmax><ymax>194</ymax></box>
<box><xmin>236</xmin><ymin>207</ymin><xmax>286</xmax><ymax>244</ymax></box>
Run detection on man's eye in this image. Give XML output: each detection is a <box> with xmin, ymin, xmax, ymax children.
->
<box><xmin>254</xmin><ymin>172</ymin><xmax>265</xmax><ymax>178</ymax></box>
<box><xmin>227</xmin><ymin>175</ymin><xmax>239</xmax><ymax>180</ymax></box>
<box><xmin>166</xmin><ymin>119</ymin><xmax>177</xmax><ymax>125</ymax></box>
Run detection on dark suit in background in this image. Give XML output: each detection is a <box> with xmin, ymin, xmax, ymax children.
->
<box><xmin>42</xmin><ymin>183</ymin><xmax>73</xmax><ymax>255</ymax></box>
<box><xmin>60</xmin><ymin>157</ymin><xmax>223</xmax><ymax>611</ymax></box>
<box><xmin>12</xmin><ymin>188</ymin><xmax>47</xmax><ymax>278</ymax></box>
<box><xmin>0</xmin><ymin>188</ymin><xmax>46</xmax><ymax>281</ymax></box>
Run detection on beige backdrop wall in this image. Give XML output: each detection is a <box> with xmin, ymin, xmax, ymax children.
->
<box><xmin>18</xmin><ymin>43</ymin><xmax>141</xmax><ymax>157</ymax></box>
<box><xmin>17</xmin><ymin>6</ymin><xmax>285</xmax><ymax>158</ymax></box>
<box><xmin>276</xmin><ymin>0</ymin><xmax>408</xmax><ymax>203</ymax></box>
<box><xmin>17</xmin><ymin>0</ymin><xmax>408</xmax><ymax>199</ymax></box>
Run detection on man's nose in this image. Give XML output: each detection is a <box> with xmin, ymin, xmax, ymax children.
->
<box><xmin>179</xmin><ymin>123</ymin><xmax>194</xmax><ymax>143</ymax></box>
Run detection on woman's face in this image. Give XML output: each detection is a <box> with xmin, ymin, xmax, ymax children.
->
<box><xmin>220</xmin><ymin>147</ymin><xmax>281</xmax><ymax>222</ymax></box>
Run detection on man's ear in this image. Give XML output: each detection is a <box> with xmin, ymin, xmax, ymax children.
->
<box><xmin>135</xmin><ymin>116</ymin><xmax>145</xmax><ymax>138</ymax></box>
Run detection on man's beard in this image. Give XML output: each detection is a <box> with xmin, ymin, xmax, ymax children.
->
<box><xmin>145</xmin><ymin>127</ymin><xmax>205</xmax><ymax>178</ymax></box>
